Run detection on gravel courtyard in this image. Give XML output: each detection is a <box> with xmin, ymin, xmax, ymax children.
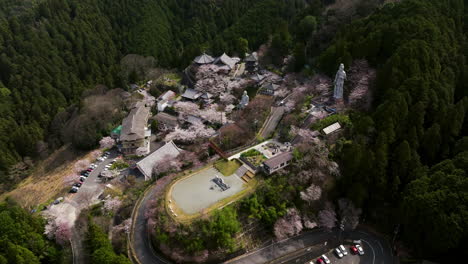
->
<box><xmin>171</xmin><ymin>167</ymin><xmax>246</xmax><ymax>214</ymax></box>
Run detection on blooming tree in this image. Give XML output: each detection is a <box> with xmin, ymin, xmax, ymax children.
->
<box><xmin>63</xmin><ymin>173</ymin><xmax>78</xmax><ymax>186</ymax></box>
<box><xmin>303</xmin><ymin>216</ymin><xmax>318</xmax><ymax>229</ymax></box>
<box><xmin>173</xmin><ymin>101</ymin><xmax>200</xmax><ymax>114</ymax></box>
<box><xmin>90</xmin><ymin>150</ymin><xmax>102</xmax><ymax>160</ymax></box>
<box><xmin>104</xmin><ymin>197</ymin><xmax>122</xmax><ymax>212</ymax></box>
<box><xmin>300</xmin><ymin>184</ymin><xmax>322</xmax><ymax>203</ymax></box>
<box><xmin>55</xmin><ymin>221</ymin><xmax>72</xmax><ymax>245</ymax></box>
<box><xmin>99</xmin><ymin>136</ymin><xmax>115</xmax><ymax>149</ymax></box>
<box><xmin>153</xmin><ymin>154</ymin><xmax>183</xmax><ymax>175</ymax></box>
<box><xmin>165</xmin><ymin>121</ymin><xmax>215</xmax><ymax>143</ymax></box>
<box><xmin>198</xmin><ymin>106</ymin><xmax>227</xmax><ymax>124</ymax></box>
<box><xmin>74</xmin><ymin>159</ymin><xmax>90</xmax><ymax>173</ymax></box>
<box><xmin>318</xmin><ymin>205</ymin><xmax>337</xmax><ymax>230</ymax></box>
<box><xmin>220</xmin><ymin>92</ymin><xmax>236</xmax><ymax>105</ymax></box>
<box><xmin>273</xmin><ymin>208</ymin><xmax>303</xmax><ymax>240</ymax></box>
<box><xmin>112</xmin><ymin>218</ymin><xmax>132</xmax><ymax>234</ymax></box>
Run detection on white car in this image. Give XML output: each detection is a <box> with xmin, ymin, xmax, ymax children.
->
<box><xmin>321</xmin><ymin>254</ymin><xmax>331</xmax><ymax>264</ymax></box>
<box><xmin>334</xmin><ymin>248</ymin><xmax>343</xmax><ymax>258</ymax></box>
<box><xmin>356</xmin><ymin>244</ymin><xmax>364</xmax><ymax>255</ymax></box>
<box><xmin>339</xmin><ymin>245</ymin><xmax>348</xmax><ymax>256</ymax></box>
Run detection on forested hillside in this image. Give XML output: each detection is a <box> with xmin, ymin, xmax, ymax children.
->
<box><xmin>0</xmin><ymin>0</ymin><xmax>309</xmax><ymax>192</ymax></box>
<box><xmin>0</xmin><ymin>200</ymin><xmax>62</xmax><ymax>263</ymax></box>
<box><xmin>318</xmin><ymin>0</ymin><xmax>468</xmax><ymax>258</ymax></box>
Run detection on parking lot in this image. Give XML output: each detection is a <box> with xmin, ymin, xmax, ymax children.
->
<box><xmin>170</xmin><ymin>167</ymin><xmax>246</xmax><ymax>215</ymax></box>
<box><xmin>318</xmin><ymin>249</ymin><xmax>361</xmax><ymax>264</ymax></box>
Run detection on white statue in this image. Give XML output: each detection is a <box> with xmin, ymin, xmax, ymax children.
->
<box><xmin>239</xmin><ymin>90</ymin><xmax>249</xmax><ymax>108</ymax></box>
<box><xmin>333</xmin><ymin>63</ymin><xmax>346</xmax><ymax>100</ymax></box>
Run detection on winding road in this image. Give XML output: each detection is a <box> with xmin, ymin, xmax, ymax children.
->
<box><xmin>129</xmin><ymin>179</ymin><xmax>395</xmax><ymax>264</ymax></box>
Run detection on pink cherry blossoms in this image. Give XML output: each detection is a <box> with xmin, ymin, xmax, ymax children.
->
<box><xmin>273</xmin><ymin>208</ymin><xmax>303</xmax><ymax>240</ymax></box>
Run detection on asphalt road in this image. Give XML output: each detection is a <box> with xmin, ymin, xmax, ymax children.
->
<box><xmin>131</xmin><ymin>182</ymin><xmax>394</xmax><ymax>264</ymax></box>
<box><xmin>130</xmin><ymin>177</ymin><xmax>173</xmax><ymax>264</ymax></box>
<box><xmin>259</xmin><ymin>106</ymin><xmax>285</xmax><ymax>139</ymax></box>
<box><xmin>227</xmin><ymin>228</ymin><xmax>394</xmax><ymax>264</ymax></box>
<box><xmin>70</xmin><ymin>150</ymin><xmax>118</xmax><ymax>264</ymax></box>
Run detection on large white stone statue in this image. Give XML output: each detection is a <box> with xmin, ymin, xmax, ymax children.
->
<box><xmin>333</xmin><ymin>63</ymin><xmax>346</xmax><ymax>100</ymax></box>
<box><xmin>239</xmin><ymin>90</ymin><xmax>249</xmax><ymax>109</ymax></box>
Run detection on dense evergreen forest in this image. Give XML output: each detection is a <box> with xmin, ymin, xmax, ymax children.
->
<box><xmin>0</xmin><ymin>0</ymin><xmax>466</xmax><ymax>261</ymax></box>
<box><xmin>319</xmin><ymin>0</ymin><xmax>468</xmax><ymax>259</ymax></box>
<box><xmin>0</xmin><ymin>200</ymin><xmax>62</xmax><ymax>263</ymax></box>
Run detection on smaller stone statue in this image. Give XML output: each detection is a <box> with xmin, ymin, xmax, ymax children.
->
<box><xmin>239</xmin><ymin>90</ymin><xmax>250</xmax><ymax>109</ymax></box>
<box><xmin>333</xmin><ymin>63</ymin><xmax>346</xmax><ymax>100</ymax></box>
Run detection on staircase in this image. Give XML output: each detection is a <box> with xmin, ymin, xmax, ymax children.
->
<box><xmin>235</xmin><ymin>165</ymin><xmax>256</xmax><ymax>183</ymax></box>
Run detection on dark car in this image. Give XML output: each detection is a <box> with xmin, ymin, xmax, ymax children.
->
<box><xmin>83</xmin><ymin>172</ymin><xmax>90</xmax><ymax>177</ymax></box>
<box><xmin>74</xmin><ymin>182</ymin><xmax>82</xmax><ymax>187</ymax></box>
<box><xmin>87</xmin><ymin>168</ymin><xmax>93</xmax><ymax>172</ymax></box>
<box><xmin>70</xmin><ymin>187</ymin><xmax>78</xmax><ymax>193</ymax></box>
<box><xmin>79</xmin><ymin>176</ymin><xmax>86</xmax><ymax>182</ymax></box>
<box><xmin>80</xmin><ymin>171</ymin><xmax>88</xmax><ymax>176</ymax></box>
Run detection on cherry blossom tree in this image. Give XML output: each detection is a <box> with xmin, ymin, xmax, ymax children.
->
<box><xmin>153</xmin><ymin>154</ymin><xmax>183</xmax><ymax>176</ymax></box>
<box><xmin>55</xmin><ymin>221</ymin><xmax>72</xmax><ymax>245</ymax></box>
<box><xmin>173</xmin><ymin>101</ymin><xmax>200</xmax><ymax>114</ymax></box>
<box><xmin>300</xmin><ymin>184</ymin><xmax>322</xmax><ymax>204</ymax></box>
<box><xmin>318</xmin><ymin>204</ymin><xmax>337</xmax><ymax>230</ymax></box>
<box><xmin>273</xmin><ymin>208</ymin><xmax>303</xmax><ymax>240</ymax></box>
<box><xmin>165</xmin><ymin>121</ymin><xmax>215</xmax><ymax>143</ymax></box>
<box><xmin>112</xmin><ymin>218</ymin><xmax>132</xmax><ymax>234</ymax></box>
<box><xmin>104</xmin><ymin>197</ymin><xmax>122</xmax><ymax>212</ymax></box>
<box><xmin>90</xmin><ymin>150</ymin><xmax>102</xmax><ymax>160</ymax></box>
<box><xmin>198</xmin><ymin>106</ymin><xmax>227</xmax><ymax>124</ymax></box>
<box><xmin>220</xmin><ymin>92</ymin><xmax>236</xmax><ymax>105</ymax></box>
<box><xmin>99</xmin><ymin>136</ymin><xmax>115</xmax><ymax>149</ymax></box>
<box><xmin>63</xmin><ymin>173</ymin><xmax>78</xmax><ymax>186</ymax></box>
<box><xmin>74</xmin><ymin>159</ymin><xmax>90</xmax><ymax>173</ymax></box>
<box><xmin>303</xmin><ymin>216</ymin><xmax>318</xmax><ymax>229</ymax></box>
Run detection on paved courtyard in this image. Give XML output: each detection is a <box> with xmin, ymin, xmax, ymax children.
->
<box><xmin>170</xmin><ymin>167</ymin><xmax>246</xmax><ymax>214</ymax></box>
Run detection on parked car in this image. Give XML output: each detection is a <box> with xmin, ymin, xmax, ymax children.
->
<box><xmin>53</xmin><ymin>197</ymin><xmax>64</xmax><ymax>205</ymax></box>
<box><xmin>315</xmin><ymin>258</ymin><xmax>324</xmax><ymax>264</ymax></box>
<box><xmin>351</xmin><ymin>246</ymin><xmax>358</xmax><ymax>255</ymax></box>
<box><xmin>339</xmin><ymin>245</ymin><xmax>348</xmax><ymax>256</ymax></box>
<box><xmin>105</xmin><ymin>151</ymin><xmax>111</xmax><ymax>155</ymax></box>
<box><xmin>105</xmin><ymin>164</ymin><xmax>111</xmax><ymax>168</ymax></box>
<box><xmin>70</xmin><ymin>187</ymin><xmax>79</xmax><ymax>193</ymax></box>
<box><xmin>74</xmin><ymin>182</ymin><xmax>82</xmax><ymax>187</ymax></box>
<box><xmin>79</xmin><ymin>176</ymin><xmax>86</xmax><ymax>182</ymax></box>
<box><xmin>321</xmin><ymin>255</ymin><xmax>331</xmax><ymax>264</ymax></box>
<box><xmin>355</xmin><ymin>244</ymin><xmax>364</xmax><ymax>255</ymax></box>
<box><xmin>83</xmin><ymin>172</ymin><xmax>89</xmax><ymax>177</ymax></box>
<box><xmin>80</xmin><ymin>171</ymin><xmax>88</xmax><ymax>175</ymax></box>
<box><xmin>334</xmin><ymin>248</ymin><xmax>344</xmax><ymax>258</ymax></box>
<box><xmin>86</xmin><ymin>168</ymin><xmax>93</xmax><ymax>172</ymax></box>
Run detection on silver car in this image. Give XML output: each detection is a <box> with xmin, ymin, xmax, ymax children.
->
<box><xmin>321</xmin><ymin>254</ymin><xmax>331</xmax><ymax>264</ymax></box>
<box><xmin>334</xmin><ymin>248</ymin><xmax>343</xmax><ymax>258</ymax></box>
<box><xmin>339</xmin><ymin>245</ymin><xmax>348</xmax><ymax>256</ymax></box>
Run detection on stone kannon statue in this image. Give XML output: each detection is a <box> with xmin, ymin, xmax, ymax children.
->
<box><xmin>239</xmin><ymin>90</ymin><xmax>250</xmax><ymax>109</ymax></box>
<box><xmin>333</xmin><ymin>63</ymin><xmax>346</xmax><ymax>100</ymax></box>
